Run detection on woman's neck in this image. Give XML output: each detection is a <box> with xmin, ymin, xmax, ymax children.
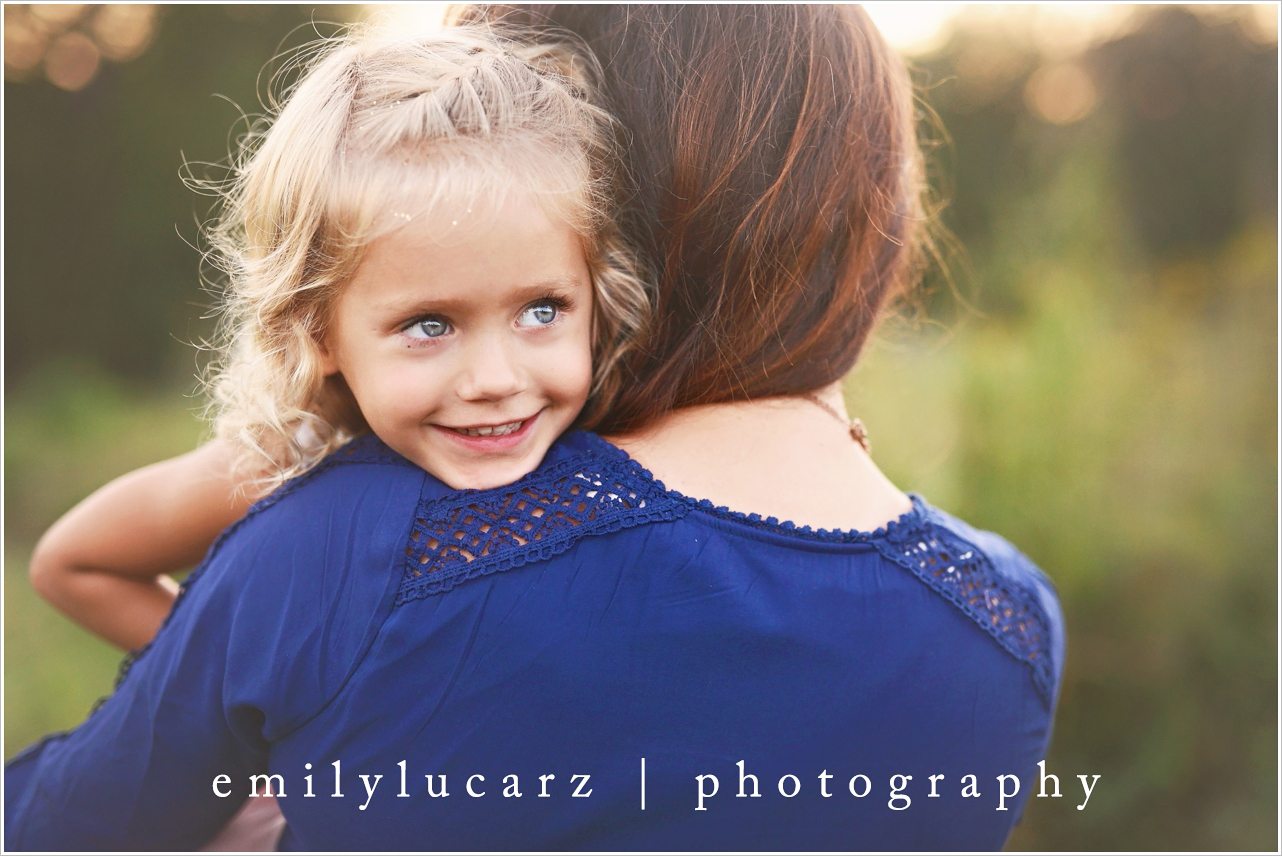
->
<box><xmin>604</xmin><ymin>384</ymin><xmax>912</xmax><ymax>533</ymax></box>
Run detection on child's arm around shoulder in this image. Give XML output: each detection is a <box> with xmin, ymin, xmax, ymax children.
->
<box><xmin>28</xmin><ymin>438</ymin><xmax>258</xmax><ymax>653</ymax></box>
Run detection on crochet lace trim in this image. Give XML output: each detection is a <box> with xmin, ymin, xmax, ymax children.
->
<box><xmin>398</xmin><ymin>432</ymin><xmax>1057</xmax><ymax>707</ymax></box>
<box><xmin>397</xmin><ymin>451</ymin><xmax>685</xmax><ymax>603</ymax></box>
<box><xmin>872</xmin><ymin>521</ymin><xmax>1057</xmax><ymax>707</ymax></box>
<box><xmin>90</xmin><ymin>433</ymin><xmax>1053</xmax><ymax>722</ymax></box>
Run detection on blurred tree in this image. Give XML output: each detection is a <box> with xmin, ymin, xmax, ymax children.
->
<box><xmin>1090</xmin><ymin>6</ymin><xmax>1278</xmax><ymax>263</ymax></box>
<box><xmin>4</xmin><ymin>4</ymin><xmax>362</xmax><ymax>392</ymax></box>
<box><xmin>896</xmin><ymin>7</ymin><xmax>1278</xmax><ymax>850</ymax></box>
<box><xmin>912</xmin><ymin>5</ymin><xmax>1277</xmax><ymax>320</ymax></box>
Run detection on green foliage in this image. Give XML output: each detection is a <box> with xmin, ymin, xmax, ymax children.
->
<box><xmin>4</xmin><ymin>370</ymin><xmax>208</xmax><ymax>757</ymax></box>
<box><xmin>5</xmin><ymin>548</ymin><xmax>124</xmax><ymax>759</ymax></box>
<box><xmin>852</xmin><ymin>9</ymin><xmax>1276</xmax><ymax>847</ymax></box>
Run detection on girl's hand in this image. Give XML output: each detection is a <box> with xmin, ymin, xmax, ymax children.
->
<box><xmin>28</xmin><ymin>438</ymin><xmax>257</xmax><ymax>652</ymax></box>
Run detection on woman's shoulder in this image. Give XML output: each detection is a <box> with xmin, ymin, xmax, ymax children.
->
<box><xmin>380</xmin><ymin>425</ymin><xmax>1062</xmax><ymax>596</ymax></box>
<box><xmin>242</xmin><ymin>433</ymin><xmax>427</xmax><ymax>518</ymax></box>
<box><xmin>197</xmin><ymin>433</ymin><xmax>433</xmax><ymax>596</ymax></box>
<box><xmin>219</xmin><ymin>428</ymin><xmax>675</xmax><ymax>595</ymax></box>
<box><xmin>378</xmin><ymin>427</ymin><xmax>1064</xmax><ymax>707</ymax></box>
<box><xmin>394</xmin><ymin>429</ymin><xmax>690</xmax><ymax>602</ymax></box>
<box><xmin>912</xmin><ymin>500</ymin><xmax>1061</xmax><ymax>601</ymax></box>
<box><xmin>892</xmin><ymin>499</ymin><xmax>1067</xmax><ymax>708</ymax></box>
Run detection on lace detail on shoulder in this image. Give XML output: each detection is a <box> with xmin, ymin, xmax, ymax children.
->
<box><xmin>397</xmin><ymin>454</ymin><xmax>687</xmax><ymax>603</ymax></box>
<box><xmin>874</xmin><ymin>519</ymin><xmax>1058</xmax><ymax>709</ymax></box>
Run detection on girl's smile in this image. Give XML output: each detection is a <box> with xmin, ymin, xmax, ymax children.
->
<box><xmin>434</xmin><ymin>408</ymin><xmax>542</xmax><ymax>450</ymax></box>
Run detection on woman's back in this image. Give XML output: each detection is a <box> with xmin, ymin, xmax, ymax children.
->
<box><xmin>263</xmin><ymin>430</ymin><xmax>1063</xmax><ymax>850</ymax></box>
<box><xmin>5</xmin><ymin>430</ymin><xmax>1062</xmax><ymax>850</ymax></box>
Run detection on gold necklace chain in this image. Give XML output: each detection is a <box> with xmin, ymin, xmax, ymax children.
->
<box><xmin>800</xmin><ymin>393</ymin><xmax>871</xmax><ymax>453</ymax></box>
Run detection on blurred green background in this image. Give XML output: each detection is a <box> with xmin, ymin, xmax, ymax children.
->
<box><xmin>4</xmin><ymin>4</ymin><xmax>1277</xmax><ymax>850</ymax></box>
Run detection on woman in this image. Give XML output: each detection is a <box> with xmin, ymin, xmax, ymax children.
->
<box><xmin>4</xmin><ymin>5</ymin><xmax>1063</xmax><ymax>850</ymax></box>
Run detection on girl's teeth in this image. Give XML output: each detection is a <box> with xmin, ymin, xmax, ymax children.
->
<box><xmin>459</xmin><ymin>421</ymin><xmax>522</xmax><ymax>437</ymax></box>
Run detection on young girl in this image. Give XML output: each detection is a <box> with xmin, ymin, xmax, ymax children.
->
<box><xmin>29</xmin><ymin>22</ymin><xmax>648</xmax><ymax>649</ymax></box>
<box><xmin>25</xmin><ymin>21</ymin><xmax>648</xmax><ymax>849</ymax></box>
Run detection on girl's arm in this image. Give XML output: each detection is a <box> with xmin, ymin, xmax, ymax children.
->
<box><xmin>28</xmin><ymin>438</ymin><xmax>258</xmax><ymax>652</ymax></box>
<box><xmin>5</xmin><ymin>458</ymin><xmax>425</xmax><ymax>850</ymax></box>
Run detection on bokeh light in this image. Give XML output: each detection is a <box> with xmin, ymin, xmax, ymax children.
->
<box><xmin>863</xmin><ymin>2</ymin><xmax>963</xmax><ymax>55</ymax></box>
<box><xmin>363</xmin><ymin>1</ymin><xmax>449</xmax><ymax>34</ymax></box>
<box><xmin>91</xmin><ymin>4</ymin><xmax>157</xmax><ymax>63</ymax></box>
<box><xmin>28</xmin><ymin>3</ymin><xmax>87</xmax><ymax>28</ymax></box>
<box><xmin>43</xmin><ymin>30</ymin><xmax>100</xmax><ymax>92</ymax></box>
<box><xmin>4</xmin><ymin>7</ymin><xmax>49</xmax><ymax>74</ymax></box>
<box><xmin>1025</xmin><ymin>61</ymin><xmax>1099</xmax><ymax>125</ymax></box>
<box><xmin>4</xmin><ymin>4</ymin><xmax>157</xmax><ymax>89</ymax></box>
<box><xmin>1239</xmin><ymin>3</ymin><xmax>1279</xmax><ymax>44</ymax></box>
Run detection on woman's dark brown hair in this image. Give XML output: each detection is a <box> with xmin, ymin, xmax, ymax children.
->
<box><xmin>457</xmin><ymin>4</ymin><xmax>927</xmax><ymax>434</ymax></box>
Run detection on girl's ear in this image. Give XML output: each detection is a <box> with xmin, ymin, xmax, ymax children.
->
<box><xmin>316</xmin><ymin>335</ymin><xmax>340</xmax><ymax>376</ymax></box>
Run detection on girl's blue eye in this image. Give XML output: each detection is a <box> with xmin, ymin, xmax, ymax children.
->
<box><xmin>517</xmin><ymin>301</ymin><xmax>560</xmax><ymax>328</ymax></box>
<box><xmin>405</xmin><ymin>317</ymin><xmax>451</xmax><ymax>339</ymax></box>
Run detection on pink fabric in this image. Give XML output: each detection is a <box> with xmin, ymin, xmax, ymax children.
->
<box><xmin>200</xmin><ymin>794</ymin><xmax>286</xmax><ymax>852</ymax></box>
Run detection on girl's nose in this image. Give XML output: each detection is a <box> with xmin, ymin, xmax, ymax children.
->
<box><xmin>456</xmin><ymin>338</ymin><xmax>528</xmax><ymax>401</ymax></box>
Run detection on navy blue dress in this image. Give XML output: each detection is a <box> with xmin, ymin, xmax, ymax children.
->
<box><xmin>5</xmin><ymin>430</ymin><xmax>1065</xmax><ymax>851</ymax></box>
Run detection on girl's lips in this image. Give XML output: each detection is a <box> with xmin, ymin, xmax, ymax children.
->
<box><xmin>434</xmin><ymin>410</ymin><xmax>541</xmax><ymax>453</ymax></box>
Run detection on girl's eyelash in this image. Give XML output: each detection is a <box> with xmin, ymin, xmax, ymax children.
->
<box><xmin>531</xmin><ymin>294</ymin><xmax>573</xmax><ymax>313</ymax></box>
<box><xmin>398</xmin><ymin>314</ymin><xmax>453</xmax><ymax>344</ymax></box>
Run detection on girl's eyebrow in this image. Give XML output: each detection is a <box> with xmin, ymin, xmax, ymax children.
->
<box><xmin>375</xmin><ymin>277</ymin><xmax>585</xmax><ymax>318</ymax></box>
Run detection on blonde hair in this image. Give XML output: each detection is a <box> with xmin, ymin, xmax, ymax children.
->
<box><xmin>199</xmin><ymin>23</ymin><xmax>650</xmax><ymax>496</ymax></box>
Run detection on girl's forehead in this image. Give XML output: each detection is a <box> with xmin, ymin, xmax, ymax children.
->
<box><xmin>340</xmin><ymin>182</ymin><xmax>593</xmax><ymax>316</ymax></box>
<box><xmin>382</xmin><ymin>179</ymin><xmax>580</xmax><ymax>244</ymax></box>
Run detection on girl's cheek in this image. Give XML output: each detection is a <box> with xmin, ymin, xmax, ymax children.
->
<box><xmin>551</xmin><ymin>340</ymin><xmax>594</xmax><ymax>397</ymax></box>
<box><xmin>384</xmin><ymin>362</ymin><xmax>441</xmax><ymax>399</ymax></box>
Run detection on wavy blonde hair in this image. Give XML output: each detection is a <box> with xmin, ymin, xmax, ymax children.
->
<box><xmin>199</xmin><ymin>23</ymin><xmax>650</xmax><ymax>496</ymax></box>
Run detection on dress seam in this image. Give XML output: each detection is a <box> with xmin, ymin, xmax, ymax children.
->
<box><xmin>272</xmin><ymin>467</ymin><xmax>432</xmax><ymax>741</ymax></box>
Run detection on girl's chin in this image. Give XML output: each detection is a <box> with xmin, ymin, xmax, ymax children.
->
<box><xmin>423</xmin><ymin>439</ymin><xmax>549</xmax><ymax>490</ymax></box>
<box><xmin>434</xmin><ymin>458</ymin><xmax>540</xmax><ymax>491</ymax></box>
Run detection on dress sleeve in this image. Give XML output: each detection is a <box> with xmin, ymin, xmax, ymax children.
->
<box><xmin>988</xmin><ymin>530</ymin><xmax>1067</xmax><ymax>710</ymax></box>
<box><xmin>3</xmin><ymin>462</ymin><xmax>424</xmax><ymax>851</ymax></box>
<box><xmin>934</xmin><ymin>514</ymin><xmax>1068</xmax><ymax>711</ymax></box>
<box><xmin>983</xmin><ymin>533</ymin><xmax>1067</xmax><ymax>834</ymax></box>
